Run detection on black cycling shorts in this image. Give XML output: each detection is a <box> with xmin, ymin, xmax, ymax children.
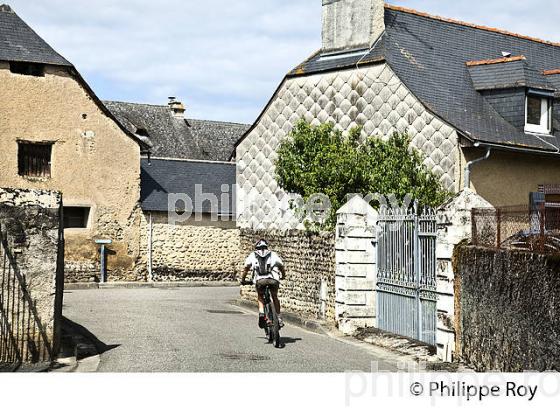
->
<box><xmin>255</xmin><ymin>278</ymin><xmax>279</xmax><ymax>292</ymax></box>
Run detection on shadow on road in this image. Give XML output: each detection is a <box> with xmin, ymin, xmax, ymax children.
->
<box><xmin>280</xmin><ymin>337</ymin><xmax>302</xmax><ymax>345</ymax></box>
<box><xmin>61</xmin><ymin>316</ymin><xmax>120</xmax><ymax>356</ymax></box>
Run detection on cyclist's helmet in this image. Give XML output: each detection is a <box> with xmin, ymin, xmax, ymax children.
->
<box><xmin>255</xmin><ymin>239</ymin><xmax>269</xmax><ymax>250</ymax></box>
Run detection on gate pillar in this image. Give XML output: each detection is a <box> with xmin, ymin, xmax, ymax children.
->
<box><xmin>436</xmin><ymin>189</ymin><xmax>492</xmax><ymax>362</ymax></box>
<box><xmin>335</xmin><ymin>196</ymin><xmax>378</xmax><ymax>335</ymax></box>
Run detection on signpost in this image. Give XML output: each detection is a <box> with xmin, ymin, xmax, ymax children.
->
<box><xmin>95</xmin><ymin>239</ymin><xmax>112</xmax><ymax>283</ymax></box>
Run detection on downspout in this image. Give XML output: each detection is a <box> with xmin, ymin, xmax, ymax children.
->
<box><xmin>464</xmin><ymin>145</ymin><xmax>491</xmax><ymax>190</ymax></box>
<box><xmin>148</xmin><ymin>212</ymin><xmax>153</xmax><ymax>281</ymax></box>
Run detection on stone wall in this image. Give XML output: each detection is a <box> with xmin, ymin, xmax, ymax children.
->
<box><xmin>0</xmin><ymin>187</ymin><xmax>64</xmax><ymax>363</ymax></box>
<box><xmin>139</xmin><ymin>212</ymin><xmax>241</xmax><ymax>281</ymax></box>
<box><xmin>239</xmin><ymin>229</ymin><xmax>336</xmax><ymax>323</ymax></box>
<box><xmin>455</xmin><ymin>245</ymin><xmax>560</xmax><ymax>371</ymax></box>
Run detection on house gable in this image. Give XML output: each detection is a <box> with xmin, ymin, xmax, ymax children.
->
<box><xmin>236</xmin><ymin>63</ymin><xmax>459</xmax><ymax>230</ymax></box>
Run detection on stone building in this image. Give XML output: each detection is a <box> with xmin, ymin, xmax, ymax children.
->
<box><xmin>0</xmin><ymin>5</ymin><xmax>149</xmax><ymax>281</ymax></box>
<box><xmin>235</xmin><ymin>0</ymin><xmax>560</xmax><ymax>230</ymax></box>
<box><xmin>0</xmin><ymin>5</ymin><xmax>249</xmax><ymax>282</ymax></box>
<box><xmin>105</xmin><ymin>101</ymin><xmax>249</xmax><ymax>281</ymax></box>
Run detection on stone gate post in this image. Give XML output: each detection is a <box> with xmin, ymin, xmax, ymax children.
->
<box><xmin>436</xmin><ymin>189</ymin><xmax>492</xmax><ymax>362</ymax></box>
<box><xmin>335</xmin><ymin>196</ymin><xmax>378</xmax><ymax>335</ymax></box>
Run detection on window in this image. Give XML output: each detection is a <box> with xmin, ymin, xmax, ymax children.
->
<box><xmin>63</xmin><ymin>207</ymin><xmax>91</xmax><ymax>229</ymax></box>
<box><xmin>18</xmin><ymin>142</ymin><xmax>52</xmax><ymax>178</ymax></box>
<box><xmin>9</xmin><ymin>62</ymin><xmax>45</xmax><ymax>77</ymax></box>
<box><xmin>525</xmin><ymin>94</ymin><xmax>552</xmax><ymax>134</ymax></box>
<box><xmin>135</xmin><ymin>128</ymin><xmax>149</xmax><ymax>137</ymax></box>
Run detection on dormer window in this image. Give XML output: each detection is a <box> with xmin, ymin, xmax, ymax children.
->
<box><xmin>525</xmin><ymin>93</ymin><xmax>552</xmax><ymax>134</ymax></box>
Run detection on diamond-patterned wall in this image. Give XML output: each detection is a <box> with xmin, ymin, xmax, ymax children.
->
<box><xmin>237</xmin><ymin>63</ymin><xmax>459</xmax><ymax>230</ymax></box>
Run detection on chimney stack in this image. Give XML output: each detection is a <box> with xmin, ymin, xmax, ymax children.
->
<box><xmin>322</xmin><ymin>0</ymin><xmax>385</xmax><ymax>53</ymax></box>
<box><xmin>168</xmin><ymin>97</ymin><xmax>186</xmax><ymax>119</ymax></box>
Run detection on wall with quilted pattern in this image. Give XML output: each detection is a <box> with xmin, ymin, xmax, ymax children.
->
<box><xmin>237</xmin><ymin>63</ymin><xmax>460</xmax><ymax>230</ymax></box>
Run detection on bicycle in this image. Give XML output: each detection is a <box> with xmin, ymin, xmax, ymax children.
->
<box><xmin>241</xmin><ymin>280</ymin><xmax>281</xmax><ymax>348</ymax></box>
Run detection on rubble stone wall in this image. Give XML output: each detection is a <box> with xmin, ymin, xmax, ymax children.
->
<box><xmin>0</xmin><ymin>187</ymin><xmax>64</xmax><ymax>363</ymax></box>
<box><xmin>455</xmin><ymin>245</ymin><xmax>560</xmax><ymax>371</ymax></box>
<box><xmin>138</xmin><ymin>212</ymin><xmax>241</xmax><ymax>281</ymax></box>
<box><xmin>239</xmin><ymin>229</ymin><xmax>336</xmax><ymax>323</ymax></box>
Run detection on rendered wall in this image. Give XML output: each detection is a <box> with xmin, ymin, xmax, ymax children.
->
<box><xmin>461</xmin><ymin>147</ymin><xmax>560</xmax><ymax>207</ymax></box>
<box><xmin>0</xmin><ymin>63</ymin><xmax>142</xmax><ymax>282</ymax></box>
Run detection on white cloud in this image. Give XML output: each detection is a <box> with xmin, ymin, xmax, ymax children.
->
<box><xmin>6</xmin><ymin>1</ymin><xmax>560</xmax><ymax>123</ymax></box>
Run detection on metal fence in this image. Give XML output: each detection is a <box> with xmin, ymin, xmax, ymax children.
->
<box><xmin>376</xmin><ymin>206</ymin><xmax>437</xmax><ymax>346</ymax></box>
<box><xmin>472</xmin><ymin>204</ymin><xmax>560</xmax><ymax>253</ymax></box>
<box><xmin>0</xmin><ymin>225</ymin><xmax>52</xmax><ymax>366</ymax></box>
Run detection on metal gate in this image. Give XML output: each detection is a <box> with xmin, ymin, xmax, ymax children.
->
<box><xmin>1</xmin><ymin>224</ymin><xmax>52</xmax><ymax>366</ymax></box>
<box><xmin>376</xmin><ymin>206</ymin><xmax>437</xmax><ymax>345</ymax></box>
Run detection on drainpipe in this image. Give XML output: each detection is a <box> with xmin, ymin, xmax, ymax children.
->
<box><xmin>464</xmin><ymin>145</ymin><xmax>491</xmax><ymax>190</ymax></box>
<box><xmin>148</xmin><ymin>212</ymin><xmax>153</xmax><ymax>281</ymax></box>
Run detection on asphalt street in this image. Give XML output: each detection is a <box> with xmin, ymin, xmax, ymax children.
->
<box><xmin>63</xmin><ymin>286</ymin><xmax>402</xmax><ymax>372</ymax></box>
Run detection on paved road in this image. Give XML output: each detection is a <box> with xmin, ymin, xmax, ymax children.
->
<box><xmin>63</xmin><ymin>287</ymin><xmax>401</xmax><ymax>372</ymax></box>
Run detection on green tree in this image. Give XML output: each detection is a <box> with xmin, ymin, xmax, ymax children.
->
<box><xmin>275</xmin><ymin>120</ymin><xmax>450</xmax><ymax>230</ymax></box>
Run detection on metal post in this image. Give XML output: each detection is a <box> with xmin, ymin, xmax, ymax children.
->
<box><xmin>148</xmin><ymin>212</ymin><xmax>153</xmax><ymax>281</ymax></box>
<box><xmin>100</xmin><ymin>244</ymin><xmax>106</xmax><ymax>283</ymax></box>
<box><xmin>413</xmin><ymin>201</ymin><xmax>422</xmax><ymax>342</ymax></box>
<box><xmin>471</xmin><ymin>209</ymin><xmax>477</xmax><ymax>246</ymax></box>
<box><xmin>496</xmin><ymin>208</ymin><xmax>502</xmax><ymax>249</ymax></box>
<box><xmin>539</xmin><ymin>202</ymin><xmax>546</xmax><ymax>253</ymax></box>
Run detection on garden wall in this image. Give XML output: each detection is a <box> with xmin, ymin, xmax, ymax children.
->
<box><xmin>455</xmin><ymin>245</ymin><xmax>560</xmax><ymax>371</ymax></box>
<box><xmin>239</xmin><ymin>229</ymin><xmax>336</xmax><ymax>324</ymax></box>
<box><xmin>138</xmin><ymin>212</ymin><xmax>240</xmax><ymax>282</ymax></box>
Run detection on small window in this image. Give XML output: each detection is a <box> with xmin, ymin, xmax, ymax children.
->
<box><xmin>63</xmin><ymin>207</ymin><xmax>91</xmax><ymax>229</ymax></box>
<box><xmin>18</xmin><ymin>142</ymin><xmax>52</xmax><ymax>178</ymax></box>
<box><xmin>10</xmin><ymin>62</ymin><xmax>45</xmax><ymax>77</ymax></box>
<box><xmin>525</xmin><ymin>95</ymin><xmax>552</xmax><ymax>134</ymax></box>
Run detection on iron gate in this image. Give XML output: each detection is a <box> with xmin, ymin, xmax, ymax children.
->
<box><xmin>376</xmin><ymin>206</ymin><xmax>437</xmax><ymax>346</ymax></box>
<box><xmin>1</xmin><ymin>224</ymin><xmax>51</xmax><ymax>366</ymax></box>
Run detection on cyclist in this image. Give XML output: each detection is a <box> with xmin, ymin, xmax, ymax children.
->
<box><xmin>240</xmin><ymin>239</ymin><xmax>285</xmax><ymax>329</ymax></box>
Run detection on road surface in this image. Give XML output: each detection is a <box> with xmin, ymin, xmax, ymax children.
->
<box><xmin>63</xmin><ymin>286</ymin><xmax>403</xmax><ymax>372</ymax></box>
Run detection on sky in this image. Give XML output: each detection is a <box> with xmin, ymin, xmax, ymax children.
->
<box><xmin>7</xmin><ymin>0</ymin><xmax>560</xmax><ymax>124</ymax></box>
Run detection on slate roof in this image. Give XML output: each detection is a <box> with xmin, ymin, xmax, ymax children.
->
<box><xmin>140</xmin><ymin>158</ymin><xmax>236</xmax><ymax>214</ymax></box>
<box><xmin>104</xmin><ymin>101</ymin><xmax>249</xmax><ymax>162</ymax></box>
<box><xmin>466</xmin><ymin>57</ymin><xmax>556</xmax><ymax>92</ymax></box>
<box><xmin>0</xmin><ymin>4</ymin><xmax>70</xmax><ymax>66</ymax></box>
<box><xmin>283</xmin><ymin>4</ymin><xmax>560</xmax><ymax>153</ymax></box>
<box><xmin>0</xmin><ymin>5</ymin><xmax>150</xmax><ymax>151</ymax></box>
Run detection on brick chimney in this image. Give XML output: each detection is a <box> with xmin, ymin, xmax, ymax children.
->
<box><xmin>168</xmin><ymin>97</ymin><xmax>186</xmax><ymax>119</ymax></box>
<box><xmin>322</xmin><ymin>0</ymin><xmax>385</xmax><ymax>53</ymax></box>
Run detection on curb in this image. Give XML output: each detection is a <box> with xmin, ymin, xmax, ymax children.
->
<box><xmin>50</xmin><ymin>317</ymin><xmax>102</xmax><ymax>373</ymax></box>
<box><xmin>231</xmin><ymin>298</ymin><xmax>330</xmax><ymax>335</ymax></box>
<box><xmin>65</xmin><ymin>281</ymin><xmax>238</xmax><ymax>290</ymax></box>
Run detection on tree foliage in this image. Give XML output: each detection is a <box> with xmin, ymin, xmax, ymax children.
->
<box><xmin>275</xmin><ymin>121</ymin><xmax>450</xmax><ymax>229</ymax></box>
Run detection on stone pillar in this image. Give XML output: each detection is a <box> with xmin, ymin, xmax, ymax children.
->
<box><xmin>436</xmin><ymin>189</ymin><xmax>492</xmax><ymax>362</ymax></box>
<box><xmin>335</xmin><ymin>196</ymin><xmax>378</xmax><ymax>335</ymax></box>
<box><xmin>0</xmin><ymin>187</ymin><xmax>64</xmax><ymax>362</ymax></box>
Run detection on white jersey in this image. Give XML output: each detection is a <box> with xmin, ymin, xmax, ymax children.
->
<box><xmin>244</xmin><ymin>251</ymin><xmax>284</xmax><ymax>284</ymax></box>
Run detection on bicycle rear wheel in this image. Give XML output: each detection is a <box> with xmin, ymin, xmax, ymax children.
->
<box><xmin>264</xmin><ymin>303</ymin><xmax>273</xmax><ymax>343</ymax></box>
<box><xmin>269</xmin><ymin>306</ymin><xmax>281</xmax><ymax>348</ymax></box>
